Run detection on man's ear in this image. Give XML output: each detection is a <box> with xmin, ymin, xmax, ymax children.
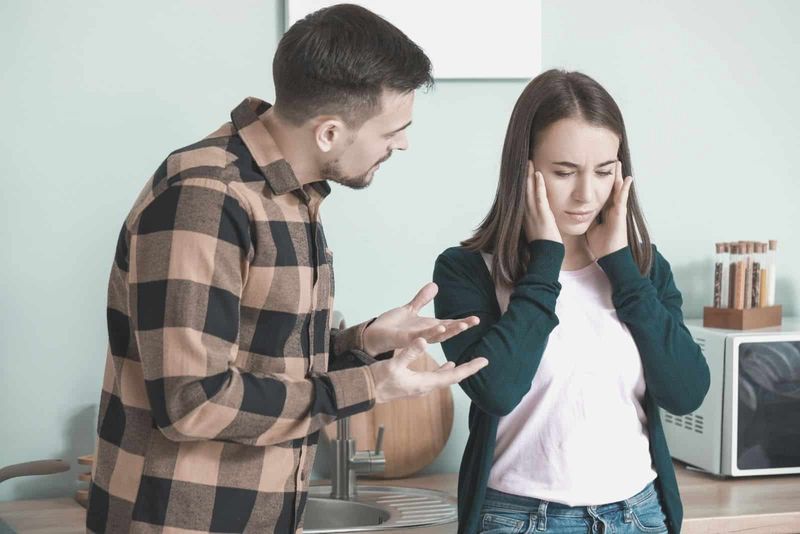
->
<box><xmin>313</xmin><ymin>117</ymin><xmax>348</xmax><ymax>153</ymax></box>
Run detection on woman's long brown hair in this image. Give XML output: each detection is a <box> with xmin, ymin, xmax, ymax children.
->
<box><xmin>461</xmin><ymin>69</ymin><xmax>652</xmax><ymax>287</ymax></box>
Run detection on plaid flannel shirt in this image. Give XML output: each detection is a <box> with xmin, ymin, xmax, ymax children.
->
<box><xmin>87</xmin><ymin>97</ymin><xmax>378</xmax><ymax>533</ymax></box>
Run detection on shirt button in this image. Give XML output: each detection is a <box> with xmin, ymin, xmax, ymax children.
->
<box><xmin>300</xmin><ymin>470</ymin><xmax>306</xmax><ymax>481</ymax></box>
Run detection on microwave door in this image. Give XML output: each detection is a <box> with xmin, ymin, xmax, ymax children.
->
<box><xmin>729</xmin><ymin>337</ymin><xmax>800</xmax><ymax>476</ymax></box>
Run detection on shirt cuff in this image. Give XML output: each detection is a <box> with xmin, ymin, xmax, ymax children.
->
<box><xmin>327</xmin><ymin>366</ymin><xmax>376</xmax><ymax>418</ymax></box>
<box><xmin>596</xmin><ymin>245</ymin><xmax>646</xmax><ymax>286</ymax></box>
<box><xmin>526</xmin><ymin>240</ymin><xmax>565</xmax><ymax>280</ymax></box>
<box><xmin>332</xmin><ymin>319</ymin><xmax>373</xmax><ymax>355</ymax></box>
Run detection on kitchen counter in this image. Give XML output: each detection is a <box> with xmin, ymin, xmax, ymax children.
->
<box><xmin>1</xmin><ymin>462</ymin><xmax>799</xmax><ymax>533</ymax></box>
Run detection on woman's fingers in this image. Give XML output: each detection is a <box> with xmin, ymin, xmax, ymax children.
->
<box><xmin>620</xmin><ymin>175</ymin><xmax>633</xmax><ymax>209</ymax></box>
<box><xmin>524</xmin><ymin>161</ymin><xmax>561</xmax><ymax>243</ymax></box>
<box><xmin>613</xmin><ymin>161</ymin><xmax>624</xmax><ymax>203</ymax></box>
<box><xmin>525</xmin><ymin>162</ymin><xmax>536</xmax><ymax>208</ymax></box>
<box><xmin>535</xmin><ymin>171</ymin><xmax>556</xmax><ymax>219</ymax></box>
<box><xmin>611</xmin><ymin>161</ymin><xmax>633</xmax><ymax>214</ymax></box>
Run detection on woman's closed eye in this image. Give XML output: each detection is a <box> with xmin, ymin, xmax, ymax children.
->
<box><xmin>553</xmin><ymin>170</ymin><xmax>614</xmax><ymax>177</ymax></box>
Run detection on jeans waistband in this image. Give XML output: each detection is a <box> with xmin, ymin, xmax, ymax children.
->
<box><xmin>483</xmin><ymin>481</ymin><xmax>657</xmax><ymax>517</ymax></box>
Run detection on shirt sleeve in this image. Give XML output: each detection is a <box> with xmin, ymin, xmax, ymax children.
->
<box><xmin>596</xmin><ymin>244</ymin><xmax>711</xmax><ymax>415</ymax></box>
<box><xmin>327</xmin><ymin>320</ymin><xmax>394</xmax><ymax>371</ymax></box>
<box><xmin>433</xmin><ymin>240</ymin><xmax>564</xmax><ymax>416</ymax></box>
<box><xmin>129</xmin><ymin>179</ymin><xmax>375</xmax><ymax>446</ymax></box>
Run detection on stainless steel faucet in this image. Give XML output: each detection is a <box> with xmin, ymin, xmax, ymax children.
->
<box><xmin>329</xmin><ymin>416</ymin><xmax>386</xmax><ymax>500</ymax></box>
<box><xmin>328</xmin><ymin>310</ymin><xmax>387</xmax><ymax>499</ymax></box>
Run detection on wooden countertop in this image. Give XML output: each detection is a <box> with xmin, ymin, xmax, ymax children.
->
<box><xmin>1</xmin><ymin>462</ymin><xmax>799</xmax><ymax>533</ymax></box>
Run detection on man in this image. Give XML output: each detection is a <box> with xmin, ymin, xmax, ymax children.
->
<box><xmin>87</xmin><ymin>4</ymin><xmax>487</xmax><ymax>533</ymax></box>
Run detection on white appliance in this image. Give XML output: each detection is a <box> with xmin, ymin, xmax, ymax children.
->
<box><xmin>661</xmin><ymin>319</ymin><xmax>800</xmax><ymax>476</ymax></box>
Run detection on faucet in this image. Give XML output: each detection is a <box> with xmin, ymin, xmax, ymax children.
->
<box><xmin>329</xmin><ymin>416</ymin><xmax>386</xmax><ymax>499</ymax></box>
<box><xmin>328</xmin><ymin>310</ymin><xmax>386</xmax><ymax>499</ymax></box>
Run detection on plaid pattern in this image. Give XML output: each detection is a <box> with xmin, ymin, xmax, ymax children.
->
<box><xmin>87</xmin><ymin>97</ymin><xmax>378</xmax><ymax>533</ymax></box>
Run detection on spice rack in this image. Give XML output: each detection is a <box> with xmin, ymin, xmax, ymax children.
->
<box><xmin>705</xmin><ymin>239</ymin><xmax>781</xmax><ymax>330</ymax></box>
<box><xmin>703</xmin><ymin>305</ymin><xmax>782</xmax><ymax>330</ymax></box>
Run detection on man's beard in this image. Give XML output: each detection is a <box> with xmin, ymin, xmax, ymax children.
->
<box><xmin>321</xmin><ymin>152</ymin><xmax>392</xmax><ymax>190</ymax></box>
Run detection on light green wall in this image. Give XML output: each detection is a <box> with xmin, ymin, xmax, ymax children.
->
<box><xmin>2</xmin><ymin>1</ymin><xmax>798</xmax><ymax>501</ymax></box>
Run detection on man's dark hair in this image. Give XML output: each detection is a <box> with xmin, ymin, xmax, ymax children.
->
<box><xmin>273</xmin><ymin>3</ymin><xmax>433</xmax><ymax>127</ymax></box>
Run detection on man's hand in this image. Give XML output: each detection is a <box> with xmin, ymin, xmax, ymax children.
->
<box><xmin>369</xmin><ymin>338</ymin><xmax>489</xmax><ymax>403</ymax></box>
<box><xmin>362</xmin><ymin>282</ymin><xmax>479</xmax><ymax>356</ymax></box>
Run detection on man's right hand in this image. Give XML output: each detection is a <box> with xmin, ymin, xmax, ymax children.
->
<box><xmin>523</xmin><ymin>160</ymin><xmax>562</xmax><ymax>244</ymax></box>
<box><xmin>368</xmin><ymin>338</ymin><xmax>488</xmax><ymax>404</ymax></box>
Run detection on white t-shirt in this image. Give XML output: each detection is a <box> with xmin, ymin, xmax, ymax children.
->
<box><xmin>485</xmin><ymin>256</ymin><xmax>657</xmax><ymax>506</ymax></box>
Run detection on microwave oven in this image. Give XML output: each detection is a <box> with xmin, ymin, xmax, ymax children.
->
<box><xmin>660</xmin><ymin>318</ymin><xmax>800</xmax><ymax>476</ymax></box>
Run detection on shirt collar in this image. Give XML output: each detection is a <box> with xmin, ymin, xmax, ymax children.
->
<box><xmin>230</xmin><ymin>97</ymin><xmax>331</xmax><ymax>201</ymax></box>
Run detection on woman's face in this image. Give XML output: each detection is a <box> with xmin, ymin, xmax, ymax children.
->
<box><xmin>531</xmin><ymin>117</ymin><xmax>621</xmax><ymax>237</ymax></box>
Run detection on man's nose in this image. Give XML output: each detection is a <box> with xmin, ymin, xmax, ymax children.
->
<box><xmin>392</xmin><ymin>130</ymin><xmax>409</xmax><ymax>151</ymax></box>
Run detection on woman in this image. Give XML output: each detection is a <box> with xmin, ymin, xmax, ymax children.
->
<box><xmin>433</xmin><ymin>69</ymin><xmax>710</xmax><ymax>534</ymax></box>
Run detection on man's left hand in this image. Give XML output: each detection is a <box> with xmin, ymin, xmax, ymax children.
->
<box><xmin>362</xmin><ymin>282</ymin><xmax>480</xmax><ymax>356</ymax></box>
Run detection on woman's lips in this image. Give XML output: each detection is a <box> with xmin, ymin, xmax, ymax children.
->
<box><xmin>564</xmin><ymin>210</ymin><xmax>595</xmax><ymax>223</ymax></box>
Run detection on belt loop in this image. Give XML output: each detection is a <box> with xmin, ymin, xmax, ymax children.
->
<box><xmin>535</xmin><ymin>501</ymin><xmax>548</xmax><ymax>531</ymax></box>
<box><xmin>622</xmin><ymin>497</ymin><xmax>633</xmax><ymax>523</ymax></box>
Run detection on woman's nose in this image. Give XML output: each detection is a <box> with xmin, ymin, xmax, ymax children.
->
<box><xmin>572</xmin><ymin>173</ymin><xmax>592</xmax><ymax>202</ymax></box>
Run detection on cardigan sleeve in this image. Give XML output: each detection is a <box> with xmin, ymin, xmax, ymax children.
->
<box><xmin>433</xmin><ymin>240</ymin><xmax>564</xmax><ymax>416</ymax></box>
<box><xmin>597</xmin><ymin>244</ymin><xmax>711</xmax><ymax>415</ymax></box>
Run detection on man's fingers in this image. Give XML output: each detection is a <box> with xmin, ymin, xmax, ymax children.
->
<box><xmin>436</xmin><ymin>361</ymin><xmax>456</xmax><ymax>371</ymax></box>
<box><xmin>408</xmin><ymin>282</ymin><xmax>438</xmax><ymax>313</ymax></box>
<box><xmin>416</xmin><ymin>317</ymin><xmax>480</xmax><ymax>343</ymax></box>
<box><xmin>458</xmin><ymin>316</ymin><xmax>480</xmax><ymax>327</ymax></box>
<box><xmin>420</xmin><ymin>324</ymin><xmax>447</xmax><ymax>338</ymax></box>
<box><xmin>427</xmin><ymin>357</ymin><xmax>488</xmax><ymax>388</ymax></box>
<box><xmin>435</xmin><ymin>319</ymin><xmax>479</xmax><ymax>342</ymax></box>
<box><xmin>394</xmin><ymin>337</ymin><xmax>427</xmax><ymax>368</ymax></box>
<box><xmin>437</xmin><ymin>317</ymin><xmax>479</xmax><ymax>332</ymax></box>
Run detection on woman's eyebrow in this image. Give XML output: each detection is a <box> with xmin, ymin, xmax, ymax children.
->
<box><xmin>552</xmin><ymin>159</ymin><xmax>617</xmax><ymax>168</ymax></box>
<box><xmin>595</xmin><ymin>159</ymin><xmax>617</xmax><ymax>168</ymax></box>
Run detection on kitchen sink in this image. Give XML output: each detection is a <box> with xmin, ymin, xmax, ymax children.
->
<box><xmin>303</xmin><ymin>485</ymin><xmax>457</xmax><ymax>533</ymax></box>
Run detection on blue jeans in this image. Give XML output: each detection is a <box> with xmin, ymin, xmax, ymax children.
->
<box><xmin>478</xmin><ymin>482</ymin><xmax>669</xmax><ymax>534</ymax></box>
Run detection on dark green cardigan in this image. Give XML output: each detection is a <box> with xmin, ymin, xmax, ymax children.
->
<box><xmin>432</xmin><ymin>240</ymin><xmax>710</xmax><ymax>534</ymax></box>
